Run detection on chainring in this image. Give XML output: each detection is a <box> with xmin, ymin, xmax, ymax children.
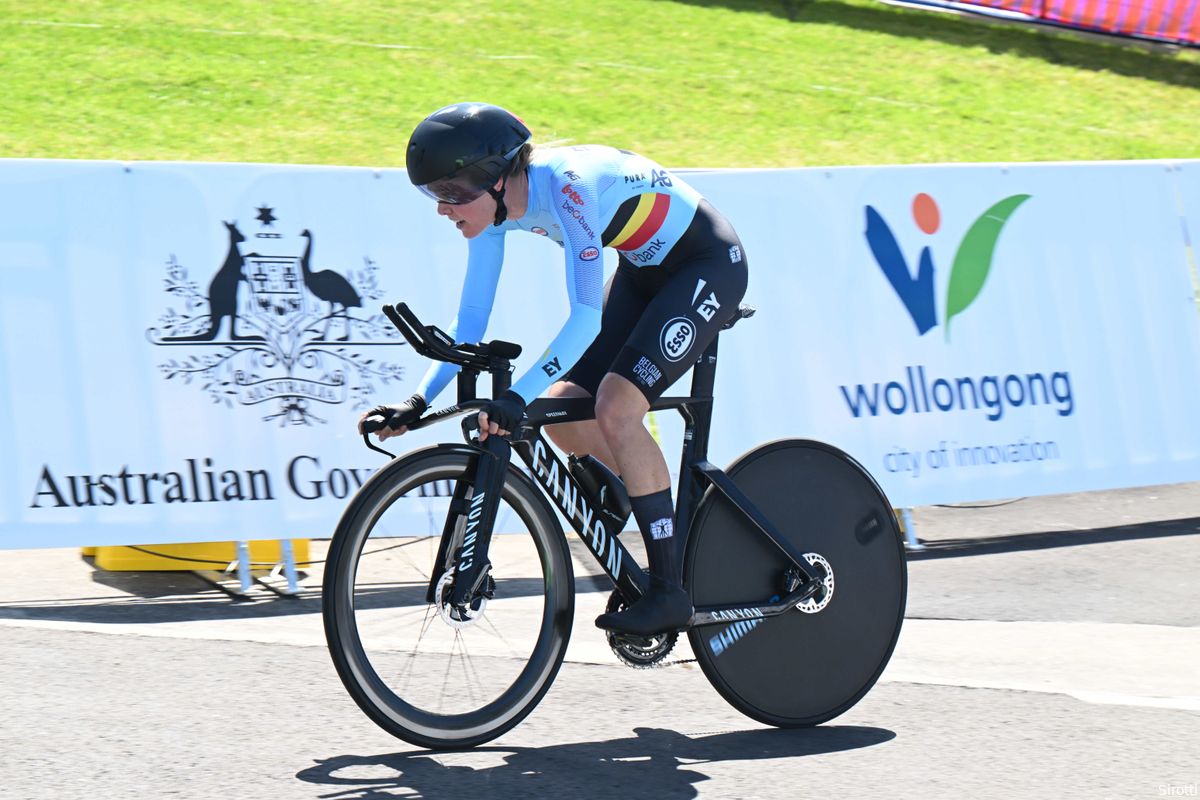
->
<box><xmin>604</xmin><ymin>588</ymin><xmax>679</xmax><ymax>669</ymax></box>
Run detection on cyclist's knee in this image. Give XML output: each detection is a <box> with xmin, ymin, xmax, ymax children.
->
<box><xmin>594</xmin><ymin>375</ymin><xmax>649</xmax><ymax>436</ymax></box>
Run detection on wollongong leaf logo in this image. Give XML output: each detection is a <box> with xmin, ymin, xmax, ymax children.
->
<box><xmin>865</xmin><ymin>193</ymin><xmax>1030</xmax><ymax>340</ymax></box>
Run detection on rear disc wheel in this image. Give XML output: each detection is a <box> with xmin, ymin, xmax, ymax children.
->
<box><xmin>685</xmin><ymin>439</ymin><xmax>907</xmax><ymax>727</ymax></box>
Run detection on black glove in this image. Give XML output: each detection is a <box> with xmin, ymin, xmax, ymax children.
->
<box><xmin>482</xmin><ymin>390</ymin><xmax>526</xmax><ymax>433</ymax></box>
<box><xmin>367</xmin><ymin>393</ymin><xmax>428</xmax><ymax>432</ymax></box>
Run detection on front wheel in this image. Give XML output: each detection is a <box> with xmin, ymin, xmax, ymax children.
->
<box><xmin>685</xmin><ymin>439</ymin><xmax>907</xmax><ymax>727</ymax></box>
<box><xmin>323</xmin><ymin>445</ymin><xmax>574</xmax><ymax>749</ymax></box>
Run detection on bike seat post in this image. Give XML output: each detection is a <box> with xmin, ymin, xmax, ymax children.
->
<box><xmin>689</xmin><ymin>334</ymin><xmax>720</xmax><ymax>400</ymax></box>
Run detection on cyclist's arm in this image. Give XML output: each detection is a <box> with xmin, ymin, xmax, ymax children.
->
<box><xmin>508</xmin><ymin>172</ymin><xmax>604</xmax><ymax>404</ymax></box>
<box><xmin>414</xmin><ymin>231</ymin><xmax>505</xmax><ymax>403</ymax></box>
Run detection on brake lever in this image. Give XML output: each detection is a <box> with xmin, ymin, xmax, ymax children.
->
<box><xmin>362</xmin><ymin>433</ymin><xmax>396</xmax><ymax>460</ymax></box>
<box><xmin>360</xmin><ymin>416</ymin><xmax>398</xmax><ymax>459</ymax></box>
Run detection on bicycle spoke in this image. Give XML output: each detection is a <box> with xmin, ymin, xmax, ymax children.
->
<box><xmin>326</xmin><ymin>449</ymin><xmax>573</xmax><ymax>747</ymax></box>
<box><xmin>479</xmin><ymin>611</ymin><xmax>526</xmax><ymax>660</ymax></box>
<box><xmin>456</xmin><ymin>631</ymin><xmax>483</xmax><ymax>708</ymax></box>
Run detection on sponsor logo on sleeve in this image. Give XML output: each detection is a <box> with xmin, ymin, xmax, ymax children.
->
<box><xmin>729</xmin><ymin>244</ymin><xmax>742</xmax><ymax>263</ymax></box>
<box><xmin>532</xmin><ymin>226</ymin><xmax>549</xmax><ymax>236</ymax></box>
<box><xmin>560</xmin><ymin>201</ymin><xmax>597</xmax><ymax>240</ymax></box>
<box><xmin>561</xmin><ymin>184</ymin><xmax>585</xmax><ymax>206</ymax></box>
<box><xmin>580</xmin><ymin>247</ymin><xmax>600</xmax><ymax>261</ymax></box>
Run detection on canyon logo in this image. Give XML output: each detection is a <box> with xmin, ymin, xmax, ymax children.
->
<box><xmin>146</xmin><ymin>207</ymin><xmax>404</xmax><ymax>426</ymax></box>
<box><xmin>865</xmin><ymin>193</ymin><xmax>1031</xmax><ymax>339</ymax></box>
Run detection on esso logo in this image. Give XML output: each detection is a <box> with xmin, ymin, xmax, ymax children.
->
<box><xmin>580</xmin><ymin>247</ymin><xmax>600</xmax><ymax>261</ymax></box>
<box><xmin>659</xmin><ymin>317</ymin><xmax>696</xmax><ymax>362</ymax></box>
<box><xmin>532</xmin><ymin>227</ymin><xmax>549</xmax><ymax>236</ymax></box>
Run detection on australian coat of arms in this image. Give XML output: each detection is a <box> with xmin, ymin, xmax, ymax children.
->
<box><xmin>146</xmin><ymin>207</ymin><xmax>405</xmax><ymax>425</ymax></box>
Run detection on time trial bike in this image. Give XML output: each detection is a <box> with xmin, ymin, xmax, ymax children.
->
<box><xmin>322</xmin><ymin>302</ymin><xmax>907</xmax><ymax>750</ymax></box>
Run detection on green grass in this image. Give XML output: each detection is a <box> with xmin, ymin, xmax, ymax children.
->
<box><xmin>1</xmin><ymin>0</ymin><xmax>1198</xmax><ymax>167</ymax></box>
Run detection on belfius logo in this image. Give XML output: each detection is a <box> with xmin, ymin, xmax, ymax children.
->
<box><xmin>866</xmin><ymin>193</ymin><xmax>1030</xmax><ymax>339</ymax></box>
<box><xmin>844</xmin><ymin>192</ymin><xmax>1076</xmax><ymax>423</ymax></box>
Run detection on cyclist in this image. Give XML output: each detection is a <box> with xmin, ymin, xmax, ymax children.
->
<box><xmin>361</xmin><ymin>102</ymin><xmax>748</xmax><ymax>636</ymax></box>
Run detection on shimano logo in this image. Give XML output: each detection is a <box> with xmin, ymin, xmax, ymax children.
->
<box><xmin>708</xmin><ymin>616</ymin><xmax>764</xmax><ymax>657</ymax></box>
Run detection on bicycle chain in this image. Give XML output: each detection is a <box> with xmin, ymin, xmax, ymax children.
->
<box><xmin>607</xmin><ymin>639</ymin><xmax>697</xmax><ymax>670</ymax></box>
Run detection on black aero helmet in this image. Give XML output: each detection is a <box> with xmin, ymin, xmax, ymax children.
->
<box><xmin>406</xmin><ymin>102</ymin><xmax>532</xmax><ymax>205</ymax></box>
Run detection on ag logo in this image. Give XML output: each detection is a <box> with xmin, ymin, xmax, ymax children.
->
<box><xmin>659</xmin><ymin>317</ymin><xmax>696</xmax><ymax>363</ymax></box>
<box><xmin>866</xmin><ymin>193</ymin><xmax>1030</xmax><ymax>340</ymax></box>
<box><xmin>146</xmin><ymin>207</ymin><xmax>404</xmax><ymax>426</ymax></box>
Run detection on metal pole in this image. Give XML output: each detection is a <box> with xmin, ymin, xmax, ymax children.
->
<box><xmin>901</xmin><ymin>507</ymin><xmax>925</xmax><ymax>551</ymax></box>
<box><xmin>235</xmin><ymin>540</ymin><xmax>253</xmax><ymax>593</ymax></box>
<box><xmin>280</xmin><ymin>538</ymin><xmax>300</xmax><ymax>594</ymax></box>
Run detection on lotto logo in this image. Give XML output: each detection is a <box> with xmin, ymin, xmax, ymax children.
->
<box><xmin>560</xmin><ymin>184</ymin><xmax>585</xmax><ymax>206</ymax></box>
<box><xmin>729</xmin><ymin>245</ymin><xmax>742</xmax><ymax>264</ymax></box>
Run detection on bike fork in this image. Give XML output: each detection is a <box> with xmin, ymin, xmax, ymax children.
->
<box><xmin>426</xmin><ymin>435</ymin><xmax>512</xmax><ymax>610</ymax></box>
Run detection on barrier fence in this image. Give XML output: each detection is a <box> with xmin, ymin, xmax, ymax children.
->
<box><xmin>883</xmin><ymin>0</ymin><xmax>1200</xmax><ymax>47</ymax></box>
<box><xmin>1</xmin><ymin>158</ymin><xmax>1198</xmax><ymax>549</ymax></box>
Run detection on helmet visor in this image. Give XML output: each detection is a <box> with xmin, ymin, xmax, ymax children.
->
<box><xmin>415</xmin><ymin>175</ymin><xmax>491</xmax><ymax>205</ymax></box>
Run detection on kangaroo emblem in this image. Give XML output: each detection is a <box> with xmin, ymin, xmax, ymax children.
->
<box><xmin>166</xmin><ymin>221</ymin><xmax>263</xmax><ymax>342</ymax></box>
<box><xmin>299</xmin><ymin>229</ymin><xmax>362</xmax><ymax>341</ymax></box>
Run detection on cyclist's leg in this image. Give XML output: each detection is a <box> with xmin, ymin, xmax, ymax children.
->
<box><xmin>595</xmin><ymin>203</ymin><xmax>749</xmax><ymax>635</ymax></box>
<box><xmin>545</xmin><ymin>264</ymin><xmax>651</xmax><ymax>471</ymax></box>
<box><xmin>544</xmin><ymin>380</ymin><xmax>617</xmax><ymax>468</ymax></box>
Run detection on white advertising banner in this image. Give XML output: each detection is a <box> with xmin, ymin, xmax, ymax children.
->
<box><xmin>1</xmin><ymin>158</ymin><xmax>1199</xmax><ymax>549</ymax></box>
<box><xmin>0</xmin><ymin>160</ymin><xmax>572</xmax><ymax>548</ymax></box>
<box><xmin>685</xmin><ymin>160</ymin><xmax>1200</xmax><ymax>507</ymax></box>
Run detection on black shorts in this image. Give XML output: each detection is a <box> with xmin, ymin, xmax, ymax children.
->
<box><xmin>563</xmin><ymin>199</ymin><xmax>749</xmax><ymax>401</ymax></box>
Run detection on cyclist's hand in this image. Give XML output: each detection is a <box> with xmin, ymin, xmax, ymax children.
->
<box><xmin>478</xmin><ymin>390</ymin><xmax>526</xmax><ymax>442</ymax></box>
<box><xmin>359</xmin><ymin>393</ymin><xmax>428</xmax><ymax>440</ymax></box>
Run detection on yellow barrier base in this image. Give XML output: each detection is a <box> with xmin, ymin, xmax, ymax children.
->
<box><xmin>87</xmin><ymin>540</ymin><xmax>310</xmax><ymax>572</ymax></box>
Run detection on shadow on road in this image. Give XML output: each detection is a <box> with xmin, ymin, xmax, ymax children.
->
<box><xmin>297</xmin><ymin>725</ymin><xmax>896</xmax><ymax>799</ymax></box>
<box><xmin>0</xmin><ymin>573</ymin><xmax>614</xmax><ymax>625</ymax></box>
<box><xmin>910</xmin><ymin>516</ymin><xmax>1200</xmax><ymax>560</ymax></box>
<box><xmin>4</xmin><ymin>517</ymin><xmax>1195</xmax><ymax>624</ymax></box>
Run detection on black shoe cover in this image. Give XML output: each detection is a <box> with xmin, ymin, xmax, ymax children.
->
<box><xmin>595</xmin><ymin>576</ymin><xmax>693</xmax><ymax>636</ymax></box>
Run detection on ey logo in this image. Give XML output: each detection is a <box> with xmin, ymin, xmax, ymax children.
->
<box><xmin>865</xmin><ymin>193</ymin><xmax>1030</xmax><ymax>339</ymax></box>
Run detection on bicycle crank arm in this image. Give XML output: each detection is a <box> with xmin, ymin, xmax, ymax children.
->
<box><xmin>689</xmin><ymin>581</ymin><xmax>823</xmax><ymax>629</ymax></box>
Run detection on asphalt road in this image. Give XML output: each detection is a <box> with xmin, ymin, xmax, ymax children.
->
<box><xmin>1</xmin><ymin>482</ymin><xmax>1197</xmax><ymax>800</ymax></box>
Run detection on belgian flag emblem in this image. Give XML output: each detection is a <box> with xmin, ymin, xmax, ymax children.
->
<box><xmin>605</xmin><ymin>193</ymin><xmax>672</xmax><ymax>251</ymax></box>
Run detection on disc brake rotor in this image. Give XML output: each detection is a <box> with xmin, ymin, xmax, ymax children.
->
<box><xmin>434</xmin><ymin>568</ymin><xmax>489</xmax><ymax>630</ymax></box>
<box><xmin>796</xmin><ymin>552</ymin><xmax>835</xmax><ymax>614</ymax></box>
